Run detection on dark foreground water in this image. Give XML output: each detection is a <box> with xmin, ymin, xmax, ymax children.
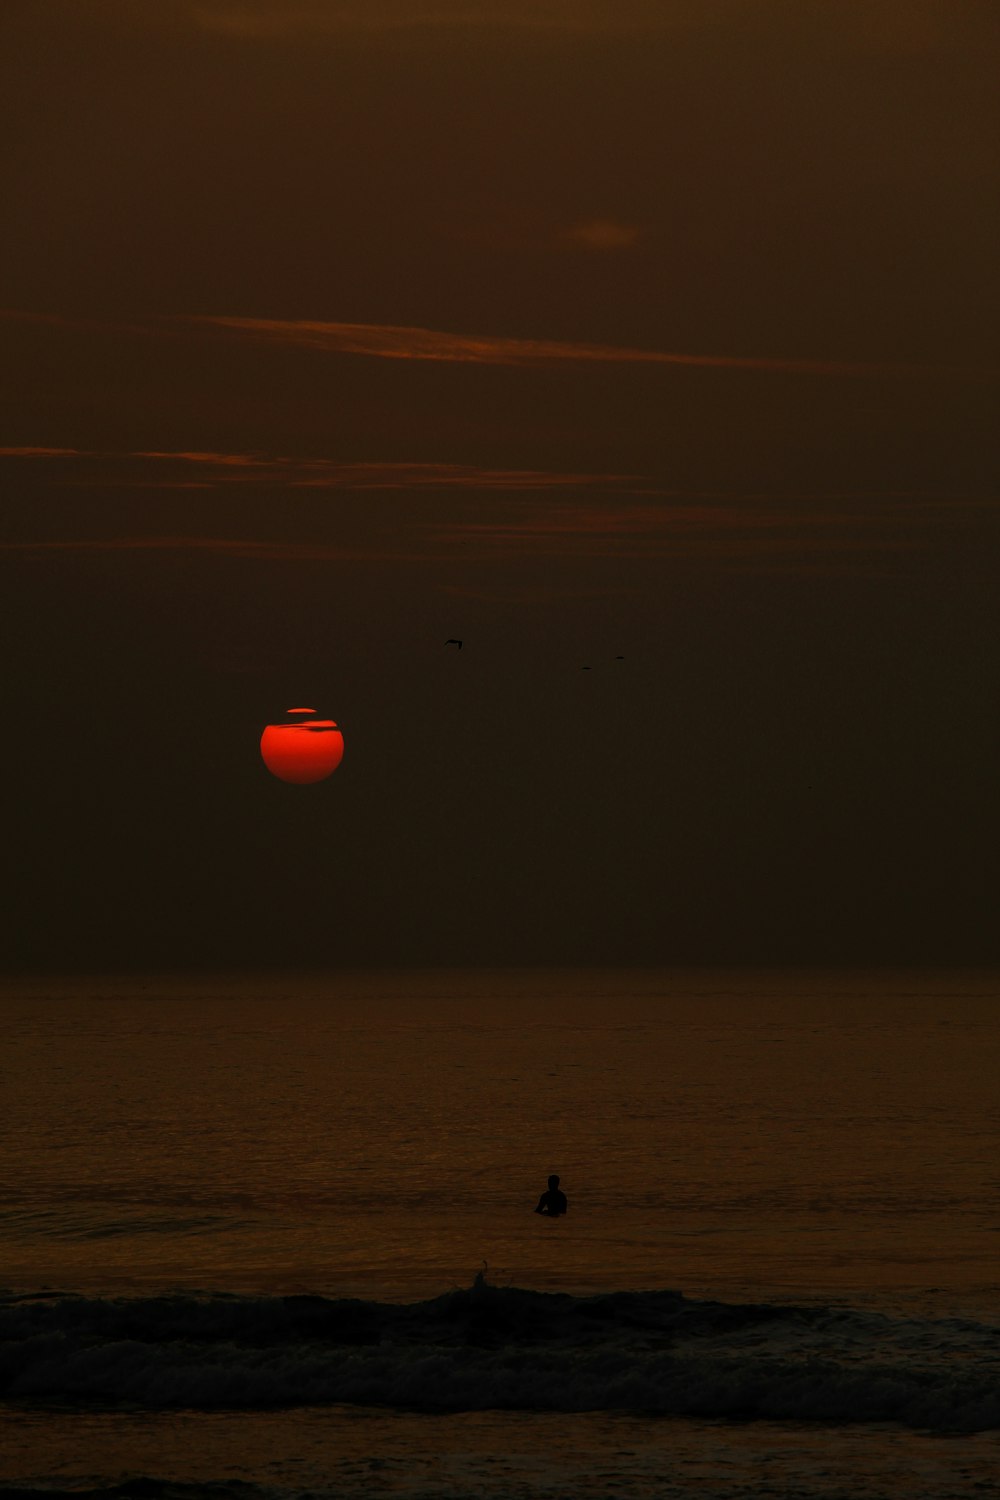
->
<box><xmin>1</xmin><ymin>969</ymin><xmax>997</xmax><ymax>1497</ymax></box>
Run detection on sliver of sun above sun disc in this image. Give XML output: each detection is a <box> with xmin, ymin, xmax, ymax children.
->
<box><xmin>260</xmin><ymin>707</ymin><xmax>345</xmax><ymax>784</ymax></box>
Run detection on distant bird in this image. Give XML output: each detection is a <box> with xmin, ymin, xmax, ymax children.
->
<box><xmin>615</xmin><ymin>655</ymin><xmax>624</xmax><ymax>660</ymax></box>
<box><xmin>445</xmin><ymin>638</ymin><xmax>463</xmax><ymax>649</ymax></box>
<box><xmin>581</xmin><ymin>665</ymin><xmax>591</xmax><ymax>671</ymax></box>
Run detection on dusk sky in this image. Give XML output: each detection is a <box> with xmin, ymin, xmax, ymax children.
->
<box><xmin>2</xmin><ymin>0</ymin><xmax>997</xmax><ymax>969</ymax></box>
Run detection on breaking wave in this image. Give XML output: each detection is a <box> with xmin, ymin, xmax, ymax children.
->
<box><xmin>1</xmin><ymin>1279</ymin><xmax>997</xmax><ymax>1432</ymax></box>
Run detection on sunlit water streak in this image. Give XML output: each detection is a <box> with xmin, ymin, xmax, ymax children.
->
<box><xmin>1</xmin><ymin>969</ymin><xmax>997</xmax><ymax>1498</ymax></box>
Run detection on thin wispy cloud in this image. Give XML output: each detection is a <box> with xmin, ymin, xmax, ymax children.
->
<box><xmin>3</xmin><ymin>446</ymin><xmax>986</xmax><ymax>543</ymax></box>
<box><xmin>135</xmin><ymin>453</ymin><xmax>635</xmax><ymax>489</ymax></box>
<box><xmin>0</xmin><ymin>446</ymin><xmax>88</xmax><ymax>458</ymax></box>
<box><xmin>430</xmin><ymin>496</ymin><xmax>969</xmax><ymax>562</ymax></box>
<box><xmin>135</xmin><ymin>450</ymin><xmax>264</xmax><ymax>469</ymax></box>
<box><xmin>3</xmin><ymin>437</ymin><xmax>988</xmax><ymax>576</ymax></box>
<box><xmin>0</xmin><ymin>521</ymin><xmax>907</xmax><ymax>570</ymax></box>
<box><xmin>180</xmin><ymin>314</ymin><xmax>986</xmax><ymax>379</ymax></box>
<box><xmin>0</xmin><ymin>537</ymin><xmax>435</xmax><ymax>563</ymax></box>
<box><xmin>0</xmin><ymin>446</ymin><xmax>635</xmax><ymax>492</ymax></box>
<box><xmin>3</xmin><ymin>307</ymin><xmax>992</xmax><ymax>381</ymax></box>
<box><xmin>2</xmin><ymin>493</ymin><xmax>981</xmax><ymax>574</ymax></box>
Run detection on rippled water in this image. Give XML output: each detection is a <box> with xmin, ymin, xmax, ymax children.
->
<box><xmin>1</xmin><ymin>968</ymin><xmax>997</xmax><ymax>1497</ymax></box>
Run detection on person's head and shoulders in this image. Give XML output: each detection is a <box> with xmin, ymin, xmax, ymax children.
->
<box><xmin>534</xmin><ymin>1173</ymin><xmax>568</xmax><ymax>1216</ymax></box>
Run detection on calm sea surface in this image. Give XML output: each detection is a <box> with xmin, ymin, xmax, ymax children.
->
<box><xmin>1</xmin><ymin>968</ymin><xmax>998</xmax><ymax>1498</ymax></box>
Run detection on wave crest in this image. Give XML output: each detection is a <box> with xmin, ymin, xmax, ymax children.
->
<box><xmin>1</xmin><ymin>1280</ymin><xmax>996</xmax><ymax>1432</ymax></box>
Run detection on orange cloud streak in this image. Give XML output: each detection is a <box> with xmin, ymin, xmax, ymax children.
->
<box><xmin>180</xmin><ymin>314</ymin><xmax>982</xmax><ymax>378</ymax></box>
<box><xmin>2</xmin><ymin>307</ymin><xmax>993</xmax><ymax>380</ymax></box>
<box><xmin>0</xmin><ymin>446</ymin><xmax>89</xmax><ymax>457</ymax></box>
<box><xmin>0</xmin><ymin>537</ymin><xmax>434</xmax><ymax>562</ymax></box>
<box><xmin>0</xmin><ymin>446</ymin><xmax>635</xmax><ymax>491</ymax></box>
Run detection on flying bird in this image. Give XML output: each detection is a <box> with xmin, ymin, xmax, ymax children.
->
<box><xmin>441</xmin><ymin>636</ymin><xmax>622</xmax><ymax>669</ymax></box>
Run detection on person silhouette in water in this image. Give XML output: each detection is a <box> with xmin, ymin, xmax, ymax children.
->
<box><xmin>534</xmin><ymin>1174</ymin><xmax>568</xmax><ymax>1217</ymax></box>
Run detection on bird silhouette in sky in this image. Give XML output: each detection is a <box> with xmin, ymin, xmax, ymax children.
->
<box><xmin>445</xmin><ymin>638</ymin><xmax>463</xmax><ymax>649</ymax></box>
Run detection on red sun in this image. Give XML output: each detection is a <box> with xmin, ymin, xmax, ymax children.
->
<box><xmin>260</xmin><ymin>707</ymin><xmax>345</xmax><ymax>784</ymax></box>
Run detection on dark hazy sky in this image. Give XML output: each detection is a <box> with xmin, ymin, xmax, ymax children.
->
<box><xmin>2</xmin><ymin>0</ymin><xmax>997</xmax><ymax>969</ymax></box>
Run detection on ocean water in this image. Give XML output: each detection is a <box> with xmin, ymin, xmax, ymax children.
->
<box><xmin>1</xmin><ymin>968</ymin><xmax>998</xmax><ymax>1498</ymax></box>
